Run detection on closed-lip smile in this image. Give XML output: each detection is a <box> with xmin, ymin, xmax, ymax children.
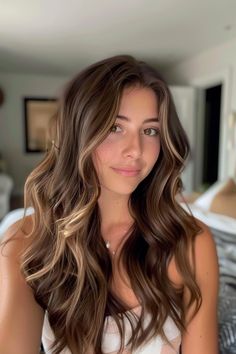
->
<box><xmin>112</xmin><ymin>167</ymin><xmax>141</xmax><ymax>172</ymax></box>
<box><xmin>111</xmin><ymin>167</ymin><xmax>141</xmax><ymax>176</ymax></box>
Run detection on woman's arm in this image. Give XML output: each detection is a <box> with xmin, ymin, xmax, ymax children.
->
<box><xmin>0</xmin><ymin>217</ymin><xmax>45</xmax><ymax>354</ymax></box>
<box><xmin>181</xmin><ymin>222</ymin><xmax>219</xmax><ymax>354</ymax></box>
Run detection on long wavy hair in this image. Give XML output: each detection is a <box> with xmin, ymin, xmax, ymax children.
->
<box><xmin>5</xmin><ymin>55</ymin><xmax>202</xmax><ymax>353</ymax></box>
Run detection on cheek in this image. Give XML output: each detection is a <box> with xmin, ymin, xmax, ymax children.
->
<box><xmin>148</xmin><ymin>140</ymin><xmax>161</xmax><ymax>164</ymax></box>
<box><xmin>143</xmin><ymin>142</ymin><xmax>161</xmax><ymax>176</ymax></box>
<box><xmin>92</xmin><ymin>142</ymin><xmax>113</xmax><ymax>170</ymax></box>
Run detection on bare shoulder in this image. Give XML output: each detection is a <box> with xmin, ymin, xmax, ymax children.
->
<box><xmin>0</xmin><ymin>214</ymin><xmax>35</xmax><ymax>295</ymax></box>
<box><xmin>0</xmin><ymin>214</ymin><xmax>45</xmax><ymax>351</ymax></box>
<box><xmin>181</xmin><ymin>223</ymin><xmax>219</xmax><ymax>352</ymax></box>
<box><xmin>168</xmin><ymin>219</ymin><xmax>219</xmax><ymax>288</ymax></box>
<box><xmin>0</xmin><ymin>214</ymin><xmax>35</xmax><ymax>287</ymax></box>
<box><xmin>191</xmin><ymin>219</ymin><xmax>218</xmax><ymax>264</ymax></box>
<box><xmin>191</xmin><ymin>219</ymin><xmax>219</xmax><ymax>288</ymax></box>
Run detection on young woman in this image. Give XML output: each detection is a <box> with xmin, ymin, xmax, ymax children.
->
<box><xmin>0</xmin><ymin>55</ymin><xmax>219</xmax><ymax>354</ymax></box>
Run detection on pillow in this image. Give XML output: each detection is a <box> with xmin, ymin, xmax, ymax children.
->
<box><xmin>210</xmin><ymin>178</ymin><xmax>236</xmax><ymax>219</ymax></box>
<box><xmin>182</xmin><ymin>203</ymin><xmax>236</xmax><ymax>234</ymax></box>
<box><xmin>194</xmin><ymin>179</ymin><xmax>229</xmax><ymax>211</ymax></box>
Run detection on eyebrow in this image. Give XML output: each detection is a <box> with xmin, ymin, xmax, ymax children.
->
<box><xmin>116</xmin><ymin>114</ymin><xmax>159</xmax><ymax>123</ymax></box>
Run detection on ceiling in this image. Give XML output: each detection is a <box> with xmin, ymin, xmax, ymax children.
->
<box><xmin>1</xmin><ymin>0</ymin><xmax>236</xmax><ymax>75</ymax></box>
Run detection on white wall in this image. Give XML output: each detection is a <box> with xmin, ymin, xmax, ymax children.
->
<box><xmin>0</xmin><ymin>73</ymin><xmax>68</xmax><ymax>195</ymax></box>
<box><xmin>163</xmin><ymin>36</ymin><xmax>236</xmax><ymax>179</ymax></box>
<box><xmin>2</xmin><ymin>38</ymin><xmax>236</xmax><ymax>197</ymax></box>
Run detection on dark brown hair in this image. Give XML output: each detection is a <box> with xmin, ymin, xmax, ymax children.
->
<box><xmin>8</xmin><ymin>55</ymin><xmax>201</xmax><ymax>353</ymax></box>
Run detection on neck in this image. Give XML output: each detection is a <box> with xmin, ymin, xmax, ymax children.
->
<box><xmin>98</xmin><ymin>188</ymin><xmax>134</xmax><ymax>228</ymax></box>
<box><xmin>97</xmin><ymin>188</ymin><xmax>134</xmax><ymax>255</ymax></box>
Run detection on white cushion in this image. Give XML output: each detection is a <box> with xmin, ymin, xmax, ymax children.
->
<box><xmin>194</xmin><ymin>180</ymin><xmax>228</xmax><ymax>211</ymax></box>
<box><xmin>182</xmin><ymin>203</ymin><xmax>236</xmax><ymax>235</ymax></box>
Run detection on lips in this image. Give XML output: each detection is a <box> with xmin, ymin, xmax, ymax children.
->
<box><xmin>111</xmin><ymin>167</ymin><xmax>141</xmax><ymax>176</ymax></box>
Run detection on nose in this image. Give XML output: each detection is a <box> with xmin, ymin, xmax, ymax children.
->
<box><xmin>123</xmin><ymin>132</ymin><xmax>143</xmax><ymax>159</ymax></box>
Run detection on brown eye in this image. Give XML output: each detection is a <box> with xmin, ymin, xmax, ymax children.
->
<box><xmin>110</xmin><ymin>124</ymin><xmax>122</xmax><ymax>133</ymax></box>
<box><xmin>144</xmin><ymin>128</ymin><xmax>159</xmax><ymax>136</ymax></box>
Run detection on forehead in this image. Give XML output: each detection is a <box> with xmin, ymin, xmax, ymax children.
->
<box><xmin>118</xmin><ymin>86</ymin><xmax>158</xmax><ymax>115</ymax></box>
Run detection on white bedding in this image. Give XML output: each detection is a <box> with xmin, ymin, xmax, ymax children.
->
<box><xmin>182</xmin><ymin>203</ymin><xmax>236</xmax><ymax>235</ymax></box>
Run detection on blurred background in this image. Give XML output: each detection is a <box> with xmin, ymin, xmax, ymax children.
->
<box><xmin>0</xmin><ymin>0</ymin><xmax>236</xmax><ymax>212</ymax></box>
<box><xmin>1</xmin><ymin>2</ymin><xmax>236</xmax><ymax>353</ymax></box>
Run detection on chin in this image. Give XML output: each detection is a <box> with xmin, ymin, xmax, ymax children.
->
<box><xmin>103</xmin><ymin>183</ymin><xmax>139</xmax><ymax>196</ymax></box>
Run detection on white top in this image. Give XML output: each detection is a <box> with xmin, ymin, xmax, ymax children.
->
<box><xmin>42</xmin><ymin>306</ymin><xmax>181</xmax><ymax>354</ymax></box>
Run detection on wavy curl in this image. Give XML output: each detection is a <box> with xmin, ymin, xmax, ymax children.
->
<box><xmin>7</xmin><ymin>55</ymin><xmax>201</xmax><ymax>353</ymax></box>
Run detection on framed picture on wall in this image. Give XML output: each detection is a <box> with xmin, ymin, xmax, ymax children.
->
<box><xmin>24</xmin><ymin>97</ymin><xmax>58</xmax><ymax>153</ymax></box>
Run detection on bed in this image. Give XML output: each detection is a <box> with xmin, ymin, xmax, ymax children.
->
<box><xmin>0</xmin><ymin>201</ymin><xmax>236</xmax><ymax>353</ymax></box>
<box><xmin>184</xmin><ymin>178</ymin><xmax>236</xmax><ymax>354</ymax></box>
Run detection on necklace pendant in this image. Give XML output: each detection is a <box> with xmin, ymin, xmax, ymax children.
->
<box><xmin>105</xmin><ymin>240</ymin><xmax>116</xmax><ymax>255</ymax></box>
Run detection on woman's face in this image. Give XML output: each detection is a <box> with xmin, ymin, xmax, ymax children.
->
<box><xmin>92</xmin><ymin>86</ymin><xmax>161</xmax><ymax>195</ymax></box>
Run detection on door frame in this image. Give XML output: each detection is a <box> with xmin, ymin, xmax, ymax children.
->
<box><xmin>191</xmin><ymin>67</ymin><xmax>232</xmax><ymax>184</ymax></box>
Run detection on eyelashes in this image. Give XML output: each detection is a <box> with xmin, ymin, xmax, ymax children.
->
<box><xmin>110</xmin><ymin>124</ymin><xmax>123</xmax><ymax>134</ymax></box>
<box><xmin>110</xmin><ymin>124</ymin><xmax>160</xmax><ymax>136</ymax></box>
<box><xmin>144</xmin><ymin>127</ymin><xmax>160</xmax><ymax>136</ymax></box>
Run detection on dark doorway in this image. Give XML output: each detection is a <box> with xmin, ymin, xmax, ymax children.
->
<box><xmin>202</xmin><ymin>84</ymin><xmax>222</xmax><ymax>186</ymax></box>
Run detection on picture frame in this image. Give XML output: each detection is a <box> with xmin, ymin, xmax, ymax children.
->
<box><xmin>24</xmin><ymin>97</ymin><xmax>57</xmax><ymax>153</ymax></box>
